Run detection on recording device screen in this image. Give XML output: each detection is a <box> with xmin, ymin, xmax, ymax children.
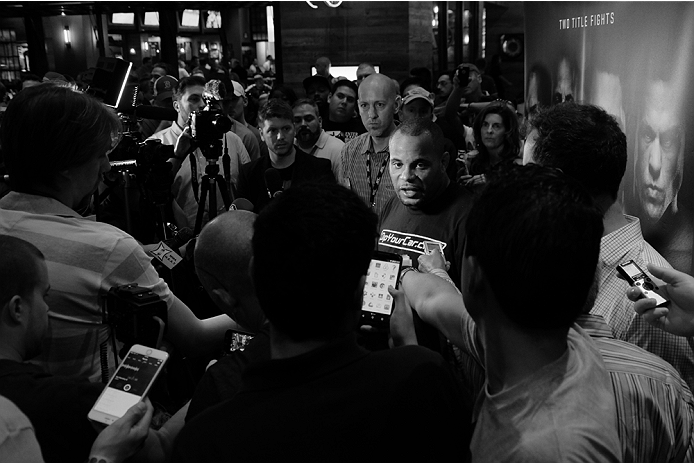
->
<box><xmin>621</xmin><ymin>262</ymin><xmax>643</xmax><ymax>279</ymax></box>
<box><xmin>362</xmin><ymin>253</ymin><xmax>402</xmax><ymax>317</ymax></box>
<box><xmin>92</xmin><ymin>351</ymin><xmax>165</xmax><ymax>420</ymax></box>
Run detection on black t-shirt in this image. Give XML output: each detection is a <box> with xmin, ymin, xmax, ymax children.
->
<box><xmin>0</xmin><ymin>360</ymin><xmax>103</xmax><ymax>463</ymax></box>
<box><xmin>322</xmin><ymin>116</ymin><xmax>367</xmax><ymax>143</ymax></box>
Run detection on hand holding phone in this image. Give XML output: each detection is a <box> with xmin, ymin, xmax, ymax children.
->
<box><xmin>88</xmin><ymin>345</ymin><xmax>168</xmax><ymax>425</ymax></box>
<box><xmin>418</xmin><ymin>242</ymin><xmax>449</xmax><ymax>273</ymax></box>
<box><xmin>361</xmin><ymin>251</ymin><xmax>403</xmax><ymax>328</ymax></box>
<box><xmin>617</xmin><ymin>260</ymin><xmax>669</xmax><ymax>307</ymax></box>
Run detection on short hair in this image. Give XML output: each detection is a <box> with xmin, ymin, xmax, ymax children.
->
<box><xmin>391</xmin><ymin>118</ymin><xmax>445</xmax><ymax>159</ymax></box>
<box><xmin>174</xmin><ymin>76</ymin><xmax>207</xmax><ymax>101</ymax></box>
<box><xmin>252</xmin><ymin>183</ymin><xmax>378</xmax><ymax>341</ymax></box>
<box><xmin>471</xmin><ymin>101</ymin><xmax>521</xmax><ymax>174</ymax></box>
<box><xmin>437</xmin><ymin>70</ymin><xmax>454</xmax><ymax>81</ymax></box>
<box><xmin>152</xmin><ymin>62</ymin><xmax>174</xmax><ymax>76</ymax></box>
<box><xmin>0</xmin><ymin>83</ymin><xmax>121</xmax><ymax>192</ymax></box>
<box><xmin>529</xmin><ymin>103</ymin><xmax>627</xmax><ymax>200</ymax></box>
<box><xmin>258</xmin><ymin>98</ymin><xmax>294</xmax><ymax>125</ymax></box>
<box><xmin>400</xmin><ymin>76</ymin><xmax>428</xmax><ymax>96</ymax></box>
<box><xmin>292</xmin><ymin>98</ymin><xmax>320</xmax><ymax>115</ymax></box>
<box><xmin>465</xmin><ymin>163</ymin><xmax>603</xmax><ymax>330</ymax></box>
<box><xmin>269</xmin><ymin>85</ymin><xmax>298</xmax><ymax>106</ymax></box>
<box><xmin>0</xmin><ymin>235</ymin><xmax>45</xmax><ymax>309</ymax></box>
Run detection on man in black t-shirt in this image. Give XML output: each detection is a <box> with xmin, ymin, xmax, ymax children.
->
<box><xmin>378</xmin><ymin>118</ymin><xmax>473</xmax><ymax>289</ymax></box>
<box><xmin>237</xmin><ymin>99</ymin><xmax>334</xmax><ymax>212</ymax></box>
<box><xmin>322</xmin><ymin>79</ymin><xmax>367</xmax><ymax>143</ymax></box>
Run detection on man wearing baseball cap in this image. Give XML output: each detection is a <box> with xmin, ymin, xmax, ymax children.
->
<box><xmin>222</xmin><ymin>80</ymin><xmax>261</xmax><ymax>161</ymax></box>
<box><xmin>140</xmin><ymin>75</ymin><xmax>178</xmax><ymax>138</ymax></box>
<box><xmin>222</xmin><ymin>80</ymin><xmax>267</xmax><ymax>159</ymax></box>
<box><xmin>399</xmin><ymin>86</ymin><xmax>474</xmax><ymax>182</ymax></box>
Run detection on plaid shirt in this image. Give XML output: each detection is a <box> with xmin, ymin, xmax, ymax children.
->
<box><xmin>578</xmin><ymin>313</ymin><xmax>694</xmax><ymax>463</ymax></box>
<box><xmin>339</xmin><ymin>132</ymin><xmax>395</xmax><ymax>217</ymax></box>
<box><xmin>593</xmin><ymin>214</ymin><xmax>694</xmax><ymax>392</ymax></box>
<box><xmin>0</xmin><ymin>192</ymin><xmax>174</xmax><ymax>382</ymax></box>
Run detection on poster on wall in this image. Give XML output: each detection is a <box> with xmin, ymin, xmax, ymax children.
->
<box><xmin>525</xmin><ymin>1</ymin><xmax>694</xmax><ymax>274</ymax></box>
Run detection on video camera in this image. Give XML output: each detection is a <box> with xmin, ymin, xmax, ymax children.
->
<box><xmin>102</xmin><ymin>284</ymin><xmax>168</xmax><ymax>356</ymax></box>
<box><xmin>190</xmin><ymin>80</ymin><xmax>232</xmax><ymax>159</ymax></box>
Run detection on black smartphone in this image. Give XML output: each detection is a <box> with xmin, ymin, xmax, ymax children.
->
<box><xmin>360</xmin><ymin>251</ymin><xmax>403</xmax><ymax>328</ymax></box>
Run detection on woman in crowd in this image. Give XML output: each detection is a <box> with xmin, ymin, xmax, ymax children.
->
<box><xmin>460</xmin><ymin>100</ymin><xmax>521</xmax><ymax>189</ymax></box>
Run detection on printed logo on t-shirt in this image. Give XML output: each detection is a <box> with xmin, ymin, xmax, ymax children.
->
<box><xmin>326</xmin><ymin>130</ymin><xmax>360</xmax><ymax>143</ymax></box>
<box><xmin>379</xmin><ymin>230</ymin><xmax>447</xmax><ymax>255</ymax></box>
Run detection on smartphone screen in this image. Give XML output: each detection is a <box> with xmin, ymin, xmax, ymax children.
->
<box><xmin>361</xmin><ymin>252</ymin><xmax>403</xmax><ymax>326</ymax></box>
<box><xmin>89</xmin><ymin>346</ymin><xmax>167</xmax><ymax>424</ymax></box>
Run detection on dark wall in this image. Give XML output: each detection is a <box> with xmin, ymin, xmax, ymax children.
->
<box><xmin>278</xmin><ymin>1</ymin><xmax>434</xmax><ymax>96</ymax></box>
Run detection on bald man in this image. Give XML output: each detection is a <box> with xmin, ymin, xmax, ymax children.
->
<box><xmin>356</xmin><ymin>63</ymin><xmax>376</xmax><ymax>86</ymax></box>
<box><xmin>186</xmin><ymin>210</ymin><xmax>269</xmax><ymax>421</ymax></box>
<box><xmin>339</xmin><ymin>73</ymin><xmax>401</xmax><ymax>216</ymax></box>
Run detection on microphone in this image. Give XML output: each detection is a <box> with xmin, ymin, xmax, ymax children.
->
<box><xmin>264</xmin><ymin>168</ymin><xmax>284</xmax><ymax>199</ymax></box>
<box><xmin>229</xmin><ymin>198</ymin><xmax>254</xmax><ymax>212</ymax></box>
<box><xmin>118</xmin><ymin>105</ymin><xmax>178</xmax><ymax>121</ymax></box>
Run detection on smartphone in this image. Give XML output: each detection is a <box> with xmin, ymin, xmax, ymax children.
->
<box><xmin>616</xmin><ymin>260</ymin><xmax>669</xmax><ymax>307</ymax></box>
<box><xmin>223</xmin><ymin>329</ymin><xmax>255</xmax><ymax>356</ymax></box>
<box><xmin>88</xmin><ymin>344</ymin><xmax>168</xmax><ymax>425</ymax></box>
<box><xmin>360</xmin><ymin>251</ymin><xmax>403</xmax><ymax>328</ymax></box>
<box><xmin>424</xmin><ymin>241</ymin><xmax>444</xmax><ymax>255</ymax></box>
<box><xmin>456</xmin><ymin>65</ymin><xmax>471</xmax><ymax>84</ymax></box>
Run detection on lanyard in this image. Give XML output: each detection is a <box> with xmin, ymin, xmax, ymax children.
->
<box><xmin>366</xmin><ymin>151</ymin><xmax>388</xmax><ymax>209</ymax></box>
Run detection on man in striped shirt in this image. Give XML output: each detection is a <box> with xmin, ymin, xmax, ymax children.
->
<box><xmin>524</xmin><ymin>103</ymin><xmax>694</xmax><ymax>392</ymax></box>
<box><xmin>340</xmin><ymin>73</ymin><xmax>401</xmax><ymax>216</ymax></box>
<box><xmin>0</xmin><ymin>83</ymin><xmax>237</xmax><ymax>383</ymax></box>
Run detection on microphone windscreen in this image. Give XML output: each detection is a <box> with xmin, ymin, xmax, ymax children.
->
<box><xmin>230</xmin><ymin>198</ymin><xmax>254</xmax><ymax>212</ymax></box>
<box><xmin>119</xmin><ymin>105</ymin><xmax>178</xmax><ymax>121</ymax></box>
<box><xmin>264</xmin><ymin>168</ymin><xmax>283</xmax><ymax>197</ymax></box>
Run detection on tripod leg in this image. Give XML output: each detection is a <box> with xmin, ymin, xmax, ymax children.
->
<box><xmin>208</xmin><ymin>176</ymin><xmax>217</xmax><ymax>222</ymax></box>
<box><xmin>216</xmin><ymin>175</ymin><xmax>232</xmax><ymax>211</ymax></box>
<box><xmin>194</xmin><ymin>177</ymin><xmax>209</xmax><ymax>235</ymax></box>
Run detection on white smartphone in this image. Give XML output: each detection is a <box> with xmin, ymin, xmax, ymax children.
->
<box><xmin>88</xmin><ymin>344</ymin><xmax>168</xmax><ymax>425</ymax></box>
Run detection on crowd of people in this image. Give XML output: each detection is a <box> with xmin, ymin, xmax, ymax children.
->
<box><xmin>1</xmin><ymin>50</ymin><xmax>694</xmax><ymax>463</ymax></box>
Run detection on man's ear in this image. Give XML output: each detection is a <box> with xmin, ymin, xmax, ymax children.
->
<box><xmin>173</xmin><ymin>99</ymin><xmax>180</xmax><ymax>112</ymax></box>
<box><xmin>243</xmin><ymin>96</ymin><xmax>248</xmax><ymax>108</ymax></box>
<box><xmin>3</xmin><ymin>296</ymin><xmax>25</xmax><ymax>325</ymax></box>
<box><xmin>441</xmin><ymin>150</ymin><xmax>450</xmax><ymax>170</ymax></box>
<box><xmin>328</xmin><ymin>92</ymin><xmax>333</xmax><ymax>101</ymax></box>
<box><xmin>394</xmin><ymin>96</ymin><xmax>402</xmax><ymax>113</ymax></box>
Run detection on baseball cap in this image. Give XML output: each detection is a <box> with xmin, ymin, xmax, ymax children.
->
<box><xmin>402</xmin><ymin>87</ymin><xmax>434</xmax><ymax>107</ymax></box>
<box><xmin>231</xmin><ymin>80</ymin><xmax>245</xmax><ymax>97</ymax></box>
<box><xmin>331</xmin><ymin>79</ymin><xmax>358</xmax><ymax>96</ymax></box>
<box><xmin>43</xmin><ymin>71</ymin><xmax>68</xmax><ymax>83</ymax></box>
<box><xmin>458</xmin><ymin>63</ymin><xmax>481</xmax><ymax>75</ymax></box>
<box><xmin>303</xmin><ymin>75</ymin><xmax>331</xmax><ymax>92</ymax></box>
<box><xmin>154</xmin><ymin>75</ymin><xmax>178</xmax><ymax>103</ymax></box>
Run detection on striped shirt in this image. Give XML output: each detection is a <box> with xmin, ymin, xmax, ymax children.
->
<box><xmin>578</xmin><ymin>313</ymin><xmax>694</xmax><ymax>463</ymax></box>
<box><xmin>0</xmin><ymin>192</ymin><xmax>174</xmax><ymax>382</ymax></box>
<box><xmin>339</xmin><ymin>132</ymin><xmax>395</xmax><ymax>217</ymax></box>
<box><xmin>593</xmin><ymin>214</ymin><xmax>694</xmax><ymax>391</ymax></box>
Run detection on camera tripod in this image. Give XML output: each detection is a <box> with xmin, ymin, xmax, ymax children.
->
<box><xmin>194</xmin><ymin>139</ymin><xmax>233</xmax><ymax>235</ymax></box>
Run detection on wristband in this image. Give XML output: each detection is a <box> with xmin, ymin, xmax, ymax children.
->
<box><xmin>428</xmin><ymin>268</ymin><xmax>458</xmax><ymax>289</ymax></box>
<box><xmin>399</xmin><ymin>266</ymin><xmax>418</xmax><ymax>285</ymax></box>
